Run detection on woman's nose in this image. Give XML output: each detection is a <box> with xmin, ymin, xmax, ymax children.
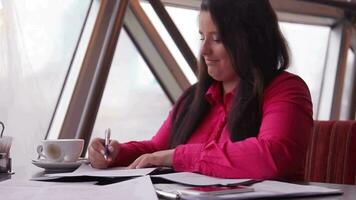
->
<box><xmin>200</xmin><ymin>40</ymin><xmax>212</xmax><ymax>56</ymax></box>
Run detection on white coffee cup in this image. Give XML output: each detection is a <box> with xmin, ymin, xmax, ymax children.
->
<box><xmin>36</xmin><ymin>139</ymin><xmax>84</xmax><ymax>163</ymax></box>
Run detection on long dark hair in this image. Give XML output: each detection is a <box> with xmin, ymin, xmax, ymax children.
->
<box><xmin>169</xmin><ymin>0</ymin><xmax>289</xmax><ymax>148</ymax></box>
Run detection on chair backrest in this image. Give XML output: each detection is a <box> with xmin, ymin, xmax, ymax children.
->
<box><xmin>304</xmin><ymin>120</ymin><xmax>356</xmax><ymax>184</ymax></box>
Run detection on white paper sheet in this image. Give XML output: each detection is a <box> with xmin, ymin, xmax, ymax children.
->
<box><xmin>176</xmin><ymin>180</ymin><xmax>343</xmax><ymax>200</ymax></box>
<box><xmin>46</xmin><ymin>164</ymin><xmax>157</xmax><ymax>178</ymax></box>
<box><xmin>152</xmin><ymin>172</ymin><xmax>250</xmax><ymax>186</ymax></box>
<box><xmin>0</xmin><ymin>176</ymin><xmax>158</xmax><ymax>200</ymax></box>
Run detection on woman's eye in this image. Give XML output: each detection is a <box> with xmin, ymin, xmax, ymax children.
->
<box><xmin>213</xmin><ymin>36</ymin><xmax>221</xmax><ymax>42</ymax></box>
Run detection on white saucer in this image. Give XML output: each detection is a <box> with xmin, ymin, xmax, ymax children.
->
<box><xmin>32</xmin><ymin>158</ymin><xmax>88</xmax><ymax>172</ymax></box>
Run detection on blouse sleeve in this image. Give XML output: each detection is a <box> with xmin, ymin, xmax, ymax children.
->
<box><xmin>173</xmin><ymin>74</ymin><xmax>313</xmax><ymax>180</ymax></box>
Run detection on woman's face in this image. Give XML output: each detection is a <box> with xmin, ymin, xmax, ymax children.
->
<box><xmin>199</xmin><ymin>11</ymin><xmax>237</xmax><ymax>84</ymax></box>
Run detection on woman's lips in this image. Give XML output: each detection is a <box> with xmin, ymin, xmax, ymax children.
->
<box><xmin>205</xmin><ymin>59</ymin><xmax>219</xmax><ymax>65</ymax></box>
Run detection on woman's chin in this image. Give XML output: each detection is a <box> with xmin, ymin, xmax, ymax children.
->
<box><xmin>208</xmin><ymin>69</ymin><xmax>219</xmax><ymax>79</ymax></box>
<box><xmin>208</xmin><ymin>74</ymin><xmax>223</xmax><ymax>81</ymax></box>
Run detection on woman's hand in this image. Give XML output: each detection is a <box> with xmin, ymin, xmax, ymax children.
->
<box><xmin>88</xmin><ymin>137</ymin><xmax>120</xmax><ymax>169</ymax></box>
<box><xmin>128</xmin><ymin>149</ymin><xmax>174</xmax><ymax>169</ymax></box>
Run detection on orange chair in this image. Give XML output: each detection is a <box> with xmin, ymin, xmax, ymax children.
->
<box><xmin>304</xmin><ymin>121</ymin><xmax>356</xmax><ymax>184</ymax></box>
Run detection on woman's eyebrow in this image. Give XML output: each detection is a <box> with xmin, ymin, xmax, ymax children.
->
<box><xmin>199</xmin><ymin>30</ymin><xmax>218</xmax><ymax>35</ymax></box>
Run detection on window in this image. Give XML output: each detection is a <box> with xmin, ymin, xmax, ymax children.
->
<box><xmin>340</xmin><ymin>48</ymin><xmax>355</xmax><ymax>120</ymax></box>
<box><xmin>91</xmin><ymin>30</ymin><xmax>172</xmax><ymax>143</ymax></box>
<box><xmin>140</xmin><ymin>2</ymin><xmax>198</xmax><ymax>84</ymax></box>
<box><xmin>0</xmin><ymin>0</ymin><xmax>92</xmax><ymax>167</ymax></box>
<box><xmin>142</xmin><ymin>4</ymin><xmax>331</xmax><ymax>119</ymax></box>
<box><xmin>280</xmin><ymin>22</ymin><xmax>331</xmax><ymax>119</ymax></box>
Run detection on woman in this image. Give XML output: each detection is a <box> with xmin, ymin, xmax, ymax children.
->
<box><xmin>89</xmin><ymin>0</ymin><xmax>313</xmax><ymax>180</ymax></box>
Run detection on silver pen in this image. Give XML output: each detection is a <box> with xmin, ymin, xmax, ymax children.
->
<box><xmin>104</xmin><ymin>128</ymin><xmax>111</xmax><ymax>160</ymax></box>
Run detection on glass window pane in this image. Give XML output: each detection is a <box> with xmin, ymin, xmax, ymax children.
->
<box><xmin>140</xmin><ymin>2</ymin><xmax>198</xmax><ymax>84</ymax></box>
<box><xmin>0</xmin><ymin>0</ymin><xmax>91</xmax><ymax>170</ymax></box>
<box><xmin>91</xmin><ymin>30</ymin><xmax>172</xmax><ymax>143</ymax></box>
<box><xmin>47</xmin><ymin>0</ymin><xmax>100</xmax><ymax>139</ymax></box>
<box><xmin>165</xmin><ymin>6</ymin><xmax>200</xmax><ymax>57</ymax></box>
<box><xmin>280</xmin><ymin>23</ymin><xmax>331</xmax><ymax>119</ymax></box>
<box><xmin>340</xmin><ymin>48</ymin><xmax>355</xmax><ymax>120</ymax></box>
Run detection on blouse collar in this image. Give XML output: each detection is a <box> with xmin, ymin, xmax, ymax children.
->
<box><xmin>205</xmin><ymin>81</ymin><xmax>235</xmax><ymax>107</ymax></box>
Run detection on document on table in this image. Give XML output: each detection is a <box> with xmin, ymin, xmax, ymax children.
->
<box><xmin>152</xmin><ymin>172</ymin><xmax>251</xmax><ymax>186</ymax></box>
<box><xmin>174</xmin><ymin>180</ymin><xmax>342</xmax><ymax>200</ymax></box>
<box><xmin>0</xmin><ymin>176</ymin><xmax>158</xmax><ymax>200</ymax></box>
<box><xmin>46</xmin><ymin>164</ymin><xmax>157</xmax><ymax>178</ymax></box>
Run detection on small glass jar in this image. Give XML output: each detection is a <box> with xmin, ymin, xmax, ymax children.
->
<box><xmin>0</xmin><ymin>153</ymin><xmax>11</xmax><ymax>173</ymax></box>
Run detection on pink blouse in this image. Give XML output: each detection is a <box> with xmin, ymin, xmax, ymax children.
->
<box><xmin>113</xmin><ymin>72</ymin><xmax>313</xmax><ymax>180</ymax></box>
